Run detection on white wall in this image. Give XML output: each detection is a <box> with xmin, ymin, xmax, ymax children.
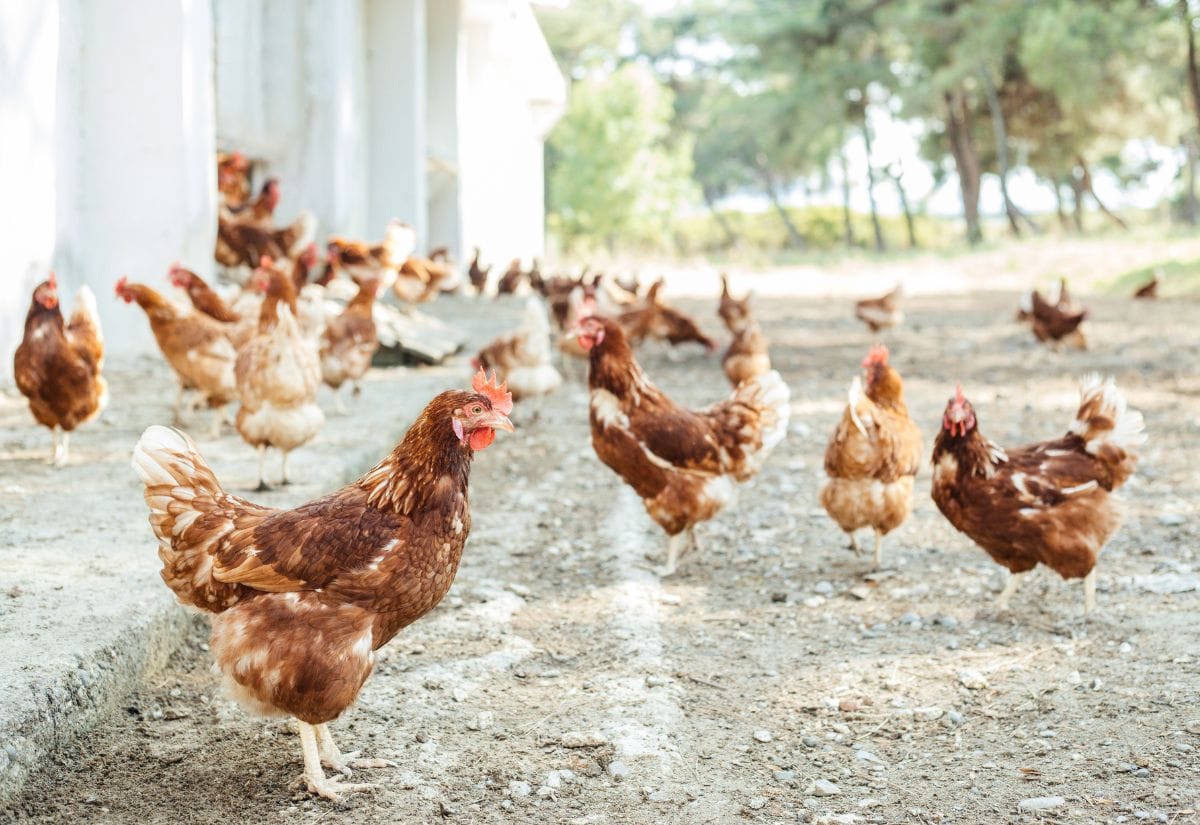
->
<box><xmin>426</xmin><ymin>0</ymin><xmax>464</xmax><ymax>257</ymax></box>
<box><xmin>214</xmin><ymin>0</ymin><xmax>369</xmax><ymax>239</ymax></box>
<box><xmin>52</xmin><ymin>0</ymin><xmax>217</xmax><ymax>355</ymax></box>
<box><xmin>366</xmin><ymin>0</ymin><xmax>428</xmax><ymax>241</ymax></box>
<box><xmin>0</xmin><ymin>2</ymin><xmax>59</xmax><ymax>378</ymax></box>
<box><xmin>458</xmin><ymin>0</ymin><xmax>564</xmax><ymax>265</ymax></box>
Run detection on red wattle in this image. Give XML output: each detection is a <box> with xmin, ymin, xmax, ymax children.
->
<box><xmin>469</xmin><ymin>428</ymin><xmax>495</xmax><ymax>451</ymax></box>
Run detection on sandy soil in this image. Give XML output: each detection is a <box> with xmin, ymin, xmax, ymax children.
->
<box><xmin>5</xmin><ymin>290</ymin><xmax>1200</xmax><ymax>824</ymax></box>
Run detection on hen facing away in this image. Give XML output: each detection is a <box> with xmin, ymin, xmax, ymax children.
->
<box><xmin>820</xmin><ymin>346</ymin><xmax>922</xmax><ymax>569</ymax></box>
<box><xmin>572</xmin><ymin>316</ymin><xmax>789</xmax><ymax>576</ymax></box>
<box><xmin>473</xmin><ymin>296</ymin><xmax>562</xmax><ymax>417</ymax></box>
<box><xmin>14</xmin><ymin>273</ymin><xmax>108</xmax><ymax>465</ymax></box>
<box><xmin>931</xmin><ymin>377</ymin><xmax>1144</xmax><ymax>616</ymax></box>
<box><xmin>717</xmin><ymin>274</ymin><xmax>771</xmax><ymax>387</ymax></box>
<box><xmin>131</xmin><ymin>370</ymin><xmax>514</xmax><ymax>801</ymax></box>
<box><xmin>234</xmin><ymin>265</ymin><xmax>324</xmax><ymax>490</ymax></box>
<box><xmin>854</xmin><ymin>284</ymin><xmax>904</xmax><ymax>332</ymax></box>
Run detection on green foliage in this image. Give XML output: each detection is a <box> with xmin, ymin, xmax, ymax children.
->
<box><xmin>536</xmin><ymin>0</ymin><xmax>1196</xmax><ymax>256</ymax></box>
<box><xmin>546</xmin><ymin>64</ymin><xmax>697</xmax><ymax>253</ymax></box>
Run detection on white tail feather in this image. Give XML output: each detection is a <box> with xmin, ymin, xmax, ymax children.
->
<box><xmin>1071</xmin><ymin>374</ymin><xmax>1146</xmax><ymax>453</ymax></box>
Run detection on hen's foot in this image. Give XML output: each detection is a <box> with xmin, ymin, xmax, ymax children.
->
<box><xmin>253</xmin><ymin>481</ymin><xmax>273</xmax><ymax>493</ymax></box>
<box><xmin>321</xmin><ymin>751</ymin><xmax>397</xmax><ymax>777</ymax></box>
<box><xmin>298</xmin><ymin>773</ymin><xmax>379</xmax><ymax>802</ymax></box>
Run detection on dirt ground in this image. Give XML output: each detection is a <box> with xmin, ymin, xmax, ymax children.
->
<box><xmin>5</xmin><ymin>290</ymin><xmax>1199</xmax><ymax>825</ymax></box>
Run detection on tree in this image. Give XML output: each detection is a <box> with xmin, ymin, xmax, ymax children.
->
<box><xmin>546</xmin><ymin>64</ymin><xmax>696</xmax><ymax>252</ymax></box>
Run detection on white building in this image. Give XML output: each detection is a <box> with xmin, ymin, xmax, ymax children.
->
<box><xmin>0</xmin><ymin>0</ymin><xmax>564</xmax><ymax>369</ymax></box>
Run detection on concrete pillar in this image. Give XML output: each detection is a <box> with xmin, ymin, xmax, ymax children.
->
<box><xmin>300</xmin><ymin>0</ymin><xmax>368</xmax><ymax>237</ymax></box>
<box><xmin>366</xmin><ymin>0</ymin><xmax>427</xmax><ymax>242</ymax></box>
<box><xmin>0</xmin><ymin>1</ymin><xmax>60</xmax><ymax>378</ymax></box>
<box><xmin>54</xmin><ymin>0</ymin><xmax>217</xmax><ymax>354</ymax></box>
<box><xmin>426</xmin><ymin>0</ymin><xmax>463</xmax><ymax>258</ymax></box>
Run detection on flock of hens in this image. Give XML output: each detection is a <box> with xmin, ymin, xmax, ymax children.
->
<box><xmin>12</xmin><ymin>151</ymin><xmax>1156</xmax><ymax>802</ymax></box>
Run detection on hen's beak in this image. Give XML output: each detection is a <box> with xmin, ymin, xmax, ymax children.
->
<box><xmin>488</xmin><ymin>412</ymin><xmax>515</xmax><ymax>433</ymax></box>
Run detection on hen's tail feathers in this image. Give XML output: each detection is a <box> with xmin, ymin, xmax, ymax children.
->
<box><xmin>846</xmin><ymin>375</ymin><xmax>868</xmax><ymax>438</ymax></box>
<box><xmin>1070</xmin><ymin>375</ymin><xmax>1145</xmax><ymax>487</ymax></box>
<box><xmin>735</xmin><ymin>369</ymin><xmax>791</xmax><ymax>456</ymax></box>
<box><xmin>68</xmin><ymin>285</ymin><xmax>102</xmax><ymax>340</ymax></box>
<box><xmin>285</xmin><ymin>210</ymin><xmax>318</xmax><ymax>257</ymax></box>
<box><xmin>382</xmin><ymin>220</ymin><xmax>418</xmax><ymax>265</ymax></box>
<box><xmin>131</xmin><ymin>426</ymin><xmax>241</xmax><ymax>612</ymax></box>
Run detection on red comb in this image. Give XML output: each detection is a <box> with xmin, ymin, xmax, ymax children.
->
<box><xmin>47</xmin><ymin>271</ymin><xmax>57</xmax><ymax>290</ymax></box>
<box><xmin>472</xmin><ymin>368</ymin><xmax>513</xmax><ymax>415</ymax></box>
<box><xmin>862</xmin><ymin>344</ymin><xmax>888</xmax><ymax>368</ymax></box>
<box><xmin>259</xmin><ymin>255</ymin><xmax>274</xmax><ymax>268</ymax></box>
<box><xmin>953</xmin><ymin>384</ymin><xmax>965</xmax><ymax>404</ymax></box>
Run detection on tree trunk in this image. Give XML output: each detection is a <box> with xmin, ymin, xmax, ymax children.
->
<box><xmin>1182</xmin><ymin>0</ymin><xmax>1200</xmax><ymax>139</ymax></box>
<box><xmin>1186</xmin><ymin>138</ymin><xmax>1199</xmax><ymax>226</ymax></box>
<box><xmin>978</xmin><ymin>64</ymin><xmax>1020</xmax><ymax>237</ymax></box>
<box><xmin>1069</xmin><ymin>175</ymin><xmax>1085</xmax><ymax>233</ymax></box>
<box><xmin>944</xmin><ymin>88</ymin><xmax>983</xmax><ymax>244</ymax></box>
<box><xmin>760</xmin><ymin>167</ymin><xmax>806</xmax><ymax>249</ymax></box>
<box><xmin>859</xmin><ymin>109</ymin><xmax>886</xmax><ymax>252</ymax></box>
<box><xmin>838</xmin><ymin>149</ymin><xmax>856</xmax><ymax>249</ymax></box>
<box><xmin>1077</xmin><ymin>156</ymin><xmax>1128</xmax><ymax>230</ymax></box>
<box><xmin>702</xmin><ymin>188</ymin><xmax>740</xmax><ymax>248</ymax></box>
<box><xmin>886</xmin><ymin>163</ymin><xmax>918</xmax><ymax>248</ymax></box>
<box><xmin>1052</xmin><ymin>178</ymin><xmax>1070</xmax><ymax>230</ymax></box>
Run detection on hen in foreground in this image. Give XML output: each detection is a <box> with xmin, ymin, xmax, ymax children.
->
<box><xmin>14</xmin><ymin>273</ymin><xmax>108</xmax><ymax>465</ymax></box>
<box><xmin>130</xmin><ymin>370</ymin><xmax>514</xmax><ymax>801</ymax></box>
<box><xmin>573</xmin><ymin>316</ymin><xmax>789</xmax><ymax>576</ymax></box>
<box><xmin>931</xmin><ymin>377</ymin><xmax>1144</xmax><ymax>615</ymax></box>
<box><xmin>820</xmin><ymin>346</ymin><xmax>922</xmax><ymax>569</ymax></box>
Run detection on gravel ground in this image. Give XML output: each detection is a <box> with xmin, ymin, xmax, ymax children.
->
<box><xmin>4</xmin><ymin>290</ymin><xmax>1199</xmax><ymax>824</ymax></box>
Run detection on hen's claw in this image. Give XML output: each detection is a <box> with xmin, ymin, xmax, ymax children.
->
<box><xmin>300</xmin><ymin>774</ymin><xmax>379</xmax><ymax>802</ymax></box>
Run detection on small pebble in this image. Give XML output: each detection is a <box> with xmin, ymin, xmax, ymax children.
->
<box><xmin>774</xmin><ymin>770</ymin><xmax>795</xmax><ymax>782</ymax></box>
<box><xmin>814</xmin><ymin>581</ymin><xmax>834</xmax><ymax>596</ymax></box>
<box><xmin>508</xmin><ymin>780</ymin><xmax>531</xmax><ymax>798</ymax></box>
<box><xmin>753</xmin><ymin>729</ymin><xmax>773</xmax><ymax>743</ymax></box>
<box><xmin>608</xmin><ymin>760</ymin><xmax>630</xmax><ymax>780</ymax></box>
<box><xmin>1018</xmin><ymin>796</ymin><xmax>1066</xmax><ymax>812</ymax></box>
<box><xmin>1159</xmin><ymin>513</ymin><xmax>1186</xmax><ymax>527</ymax></box>
<box><xmin>810</xmin><ymin>779</ymin><xmax>840</xmax><ymax>797</ymax></box>
<box><xmin>561</xmin><ymin>731</ymin><xmax>608</xmax><ymax>748</ymax></box>
<box><xmin>747</xmin><ymin>796</ymin><xmax>767</xmax><ymax>810</ymax></box>
<box><xmin>958</xmin><ymin>670</ymin><xmax>988</xmax><ymax>690</ymax></box>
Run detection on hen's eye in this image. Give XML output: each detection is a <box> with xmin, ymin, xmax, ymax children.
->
<box><xmin>471</xmin><ymin>405</ymin><xmax>483</xmax><ymax>414</ymax></box>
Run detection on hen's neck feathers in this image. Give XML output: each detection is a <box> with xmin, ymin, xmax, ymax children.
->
<box><xmin>24</xmin><ymin>300</ymin><xmax>65</xmax><ymax>339</ymax></box>
<box><xmin>356</xmin><ymin>392</ymin><xmax>475</xmax><ymax>514</ymax></box>
<box><xmin>933</xmin><ymin>427</ymin><xmax>998</xmax><ymax>478</ymax></box>
<box><xmin>866</xmin><ymin>365</ymin><xmax>906</xmax><ymax>411</ymax></box>
<box><xmin>127</xmin><ymin>284</ymin><xmax>179</xmax><ymax>323</ymax></box>
<box><xmin>588</xmin><ymin>326</ymin><xmax>657</xmax><ymax>401</ymax></box>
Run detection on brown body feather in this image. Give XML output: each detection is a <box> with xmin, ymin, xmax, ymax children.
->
<box><xmin>583</xmin><ymin>318</ymin><xmax>787</xmax><ymax>537</ymax></box>
<box><xmin>132</xmin><ymin>388</ymin><xmax>506</xmax><ymax>724</ymax></box>
<box><xmin>930</xmin><ymin>379</ymin><xmax>1141</xmax><ymax>583</ymax></box>
<box><xmin>14</xmin><ymin>283</ymin><xmax>107</xmax><ymax>435</ymax></box>
<box><xmin>821</xmin><ymin>356</ymin><xmax>922</xmax><ymax>545</ymax></box>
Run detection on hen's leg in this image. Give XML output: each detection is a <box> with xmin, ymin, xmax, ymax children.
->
<box><xmin>56</xmin><ymin>432</ymin><xmax>70</xmax><ymax>467</ymax></box>
<box><xmin>1083</xmin><ymin>569</ymin><xmax>1097</xmax><ymax>617</ymax></box>
<box><xmin>333</xmin><ymin>388</ymin><xmax>348</xmax><ymax>416</ymax></box>
<box><xmin>315</xmin><ymin>724</ymin><xmax>395</xmax><ymax>777</ymax></box>
<box><xmin>298</xmin><ymin>721</ymin><xmax>377</xmax><ymax>802</ymax></box>
<box><xmin>352</xmin><ymin>381</ymin><xmax>362</xmax><ymax>398</ymax></box>
<box><xmin>846</xmin><ymin>531</ymin><xmax>861</xmax><ymax>555</ymax></box>
<box><xmin>280</xmin><ymin>451</ymin><xmax>292</xmax><ymax>486</ymax></box>
<box><xmin>872</xmin><ymin>529</ymin><xmax>883</xmax><ymax>570</ymax></box>
<box><xmin>172</xmin><ymin>385</ymin><xmax>186</xmax><ymax>424</ymax></box>
<box><xmin>208</xmin><ymin>405</ymin><xmax>226</xmax><ymax>439</ymax></box>
<box><xmin>254</xmin><ymin>445</ymin><xmax>271</xmax><ymax>492</ymax></box>
<box><xmin>995</xmin><ymin>571</ymin><xmax>1027</xmax><ymax>610</ymax></box>
<box><xmin>48</xmin><ymin>428</ymin><xmax>61</xmax><ymax>464</ymax></box>
<box><xmin>685</xmin><ymin>526</ymin><xmax>701</xmax><ymax>557</ymax></box>
<box><xmin>653</xmin><ymin>533</ymin><xmax>687</xmax><ymax>577</ymax></box>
